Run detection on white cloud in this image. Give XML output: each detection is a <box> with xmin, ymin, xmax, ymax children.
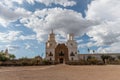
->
<box><xmin>78</xmin><ymin>41</ymin><xmax>98</xmax><ymax>48</ymax></box>
<box><xmin>55</xmin><ymin>34</ymin><xmax>67</xmax><ymax>43</ymax></box>
<box><xmin>35</xmin><ymin>0</ymin><xmax>76</xmax><ymax>7</ymax></box>
<box><xmin>20</xmin><ymin>8</ymin><xmax>98</xmax><ymax>42</ymax></box>
<box><xmin>0</xmin><ymin>2</ymin><xmax>31</xmax><ymax>27</ymax></box>
<box><xmin>86</xmin><ymin>0</ymin><xmax>120</xmax><ymax>52</ymax></box>
<box><xmin>0</xmin><ymin>31</ymin><xmax>36</xmax><ymax>42</ymax></box>
<box><xmin>25</xmin><ymin>44</ymin><xmax>31</xmax><ymax>49</ymax></box>
<box><xmin>0</xmin><ymin>0</ymin><xmax>76</xmax><ymax>27</ymax></box>
<box><xmin>76</xmin><ymin>39</ymin><xmax>83</xmax><ymax>43</ymax></box>
<box><xmin>86</xmin><ymin>0</ymin><xmax>120</xmax><ymax>21</ymax></box>
<box><xmin>19</xmin><ymin>35</ymin><xmax>36</xmax><ymax>40</ymax></box>
<box><xmin>97</xmin><ymin>42</ymin><xmax>120</xmax><ymax>53</ymax></box>
<box><xmin>0</xmin><ymin>0</ymin><xmax>76</xmax><ymax>8</ymax></box>
<box><xmin>6</xmin><ymin>45</ymin><xmax>20</xmax><ymax>51</ymax></box>
<box><xmin>0</xmin><ymin>31</ymin><xmax>21</xmax><ymax>42</ymax></box>
<box><xmin>87</xmin><ymin>21</ymin><xmax>120</xmax><ymax>46</ymax></box>
<box><xmin>14</xmin><ymin>0</ymin><xmax>76</xmax><ymax>7</ymax></box>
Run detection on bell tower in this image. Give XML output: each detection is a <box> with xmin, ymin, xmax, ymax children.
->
<box><xmin>46</xmin><ymin>29</ymin><xmax>57</xmax><ymax>61</ymax></box>
<box><xmin>66</xmin><ymin>33</ymin><xmax>78</xmax><ymax>61</ymax></box>
<box><xmin>67</xmin><ymin>33</ymin><xmax>74</xmax><ymax>41</ymax></box>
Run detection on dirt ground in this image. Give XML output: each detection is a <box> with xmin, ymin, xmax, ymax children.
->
<box><xmin>0</xmin><ymin>64</ymin><xmax>120</xmax><ymax>80</ymax></box>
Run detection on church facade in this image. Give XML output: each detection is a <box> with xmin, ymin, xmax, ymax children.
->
<box><xmin>45</xmin><ymin>30</ymin><xmax>120</xmax><ymax>64</ymax></box>
<box><xmin>45</xmin><ymin>30</ymin><xmax>78</xmax><ymax>63</ymax></box>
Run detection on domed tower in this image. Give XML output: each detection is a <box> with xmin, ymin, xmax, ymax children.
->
<box><xmin>5</xmin><ymin>48</ymin><xmax>8</xmax><ymax>54</ymax></box>
<box><xmin>66</xmin><ymin>33</ymin><xmax>78</xmax><ymax>61</ymax></box>
<box><xmin>46</xmin><ymin>29</ymin><xmax>57</xmax><ymax>61</ymax></box>
<box><xmin>4</xmin><ymin>48</ymin><xmax>9</xmax><ymax>58</ymax></box>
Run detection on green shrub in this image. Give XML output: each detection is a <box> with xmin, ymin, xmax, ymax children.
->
<box><xmin>42</xmin><ymin>60</ymin><xmax>52</xmax><ymax>65</ymax></box>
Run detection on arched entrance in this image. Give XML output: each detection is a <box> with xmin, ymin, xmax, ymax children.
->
<box><xmin>55</xmin><ymin>44</ymin><xmax>69</xmax><ymax>63</ymax></box>
<box><xmin>59</xmin><ymin>58</ymin><xmax>64</xmax><ymax>63</ymax></box>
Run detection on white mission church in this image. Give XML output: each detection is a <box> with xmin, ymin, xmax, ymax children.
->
<box><xmin>45</xmin><ymin>30</ymin><xmax>120</xmax><ymax>63</ymax></box>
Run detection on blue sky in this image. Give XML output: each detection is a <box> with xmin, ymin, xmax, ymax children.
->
<box><xmin>0</xmin><ymin>0</ymin><xmax>120</xmax><ymax>58</ymax></box>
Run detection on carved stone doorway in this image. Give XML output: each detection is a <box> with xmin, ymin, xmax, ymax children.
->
<box><xmin>59</xmin><ymin>58</ymin><xmax>64</xmax><ymax>63</ymax></box>
<box><xmin>55</xmin><ymin>44</ymin><xmax>69</xmax><ymax>63</ymax></box>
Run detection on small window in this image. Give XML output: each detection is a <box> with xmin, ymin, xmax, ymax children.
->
<box><xmin>49</xmin><ymin>52</ymin><xmax>53</xmax><ymax>56</ymax></box>
<box><xmin>50</xmin><ymin>43</ymin><xmax>52</xmax><ymax>46</ymax></box>
<box><xmin>75</xmin><ymin>52</ymin><xmax>77</xmax><ymax>54</ymax></box>
<box><xmin>46</xmin><ymin>52</ymin><xmax>48</xmax><ymax>56</ymax></box>
<box><xmin>59</xmin><ymin>51</ymin><xmax>64</xmax><ymax>56</ymax></box>
<box><xmin>70</xmin><ymin>52</ymin><xmax>75</xmax><ymax>56</ymax></box>
<box><xmin>70</xmin><ymin>43</ymin><xmax>73</xmax><ymax>46</ymax></box>
<box><xmin>71</xmin><ymin>57</ymin><xmax>74</xmax><ymax>61</ymax></box>
<box><xmin>50</xmin><ymin>58</ymin><xmax>52</xmax><ymax>61</ymax></box>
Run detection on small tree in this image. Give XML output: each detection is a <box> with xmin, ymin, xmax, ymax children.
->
<box><xmin>9</xmin><ymin>54</ymin><xmax>16</xmax><ymax>60</ymax></box>
<box><xmin>101</xmin><ymin>55</ymin><xmax>110</xmax><ymax>64</ymax></box>
<box><xmin>87</xmin><ymin>56</ymin><xmax>99</xmax><ymax>64</ymax></box>
<box><xmin>0</xmin><ymin>54</ymin><xmax>9</xmax><ymax>61</ymax></box>
<box><xmin>117</xmin><ymin>56</ymin><xmax>120</xmax><ymax>60</ymax></box>
<box><xmin>33</xmin><ymin>56</ymin><xmax>42</xmax><ymax>65</ymax></box>
<box><xmin>87</xmin><ymin>56</ymin><xmax>93</xmax><ymax>60</ymax></box>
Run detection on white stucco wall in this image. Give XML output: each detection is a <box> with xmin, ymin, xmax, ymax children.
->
<box><xmin>66</xmin><ymin>40</ymin><xmax>78</xmax><ymax>61</ymax></box>
<box><xmin>46</xmin><ymin>48</ymin><xmax>55</xmax><ymax>60</ymax></box>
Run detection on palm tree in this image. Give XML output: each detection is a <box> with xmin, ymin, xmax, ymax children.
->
<box><xmin>101</xmin><ymin>55</ymin><xmax>106</xmax><ymax>63</ymax></box>
<box><xmin>88</xmin><ymin>48</ymin><xmax>90</xmax><ymax>53</ymax></box>
<box><xmin>93</xmin><ymin>50</ymin><xmax>95</xmax><ymax>54</ymax></box>
<box><xmin>117</xmin><ymin>56</ymin><xmax>120</xmax><ymax>60</ymax></box>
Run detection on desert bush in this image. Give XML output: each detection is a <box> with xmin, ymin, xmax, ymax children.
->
<box><xmin>42</xmin><ymin>60</ymin><xmax>52</xmax><ymax>65</ymax></box>
<box><xmin>0</xmin><ymin>54</ymin><xmax>9</xmax><ymax>61</ymax></box>
<box><xmin>66</xmin><ymin>57</ymin><xmax>104</xmax><ymax>65</ymax></box>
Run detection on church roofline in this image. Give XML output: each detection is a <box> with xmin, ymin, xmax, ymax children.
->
<box><xmin>78</xmin><ymin>53</ymin><xmax>120</xmax><ymax>55</ymax></box>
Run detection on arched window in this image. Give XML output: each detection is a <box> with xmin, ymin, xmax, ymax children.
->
<box><xmin>50</xmin><ymin>58</ymin><xmax>52</xmax><ymax>61</ymax></box>
<box><xmin>49</xmin><ymin>52</ymin><xmax>53</xmax><ymax>56</ymax></box>
<box><xmin>71</xmin><ymin>57</ymin><xmax>74</xmax><ymax>61</ymax></box>
<box><xmin>75</xmin><ymin>52</ymin><xmax>77</xmax><ymax>54</ymax></box>
<box><xmin>59</xmin><ymin>51</ymin><xmax>64</xmax><ymax>56</ymax></box>
<box><xmin>46</xmin><ymin>52</ymin><xmax>48</xmax><ymax>56</ymax></box>
<box><xmin>70</xmin><ymin>52</ymin><xmax>75</xmax><ymax>56</ymax></box>
<box><xmin>50</xmin><ymin>43</ymin><xmax>52</xmax><ymax>46</ymax></box>
<box><xmin>70</xmin><ymin>43</ymin><xmax>73</xmax><ymax>46</ymax></box>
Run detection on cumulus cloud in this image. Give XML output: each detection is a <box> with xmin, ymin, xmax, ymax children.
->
<box><xmin>0</xmin><ymin>31</ymin><xmax>36</xmax><ymax>42</ymax></box>
<box><xmin>97</xmin><ymin>42</ymin><xmax>120</xmax><ymax>53</ymax></box>
<box><xmin>86</xmin><ymin>0</ymin><xmax>120</xmax><ymax>52</ymax></box>
<box><xmin>35</xmin><ymin>0</ymin><xmax>76</xmax><ymax>7</ymax></box>
<box><xmin>0</xmin><ymin>2</ymin><xmax>31</xmax><ymax>27</ymax></box>
<box><xmin>0</xmin><ymin>0</ymin><xmax>76</xmax><ymax>8</ymax></box>
<box><xmin>25</xmin><ymin>44</ymin><xmax>31</xmax><ymax>49</ymax></box>
<box><xmin>0</xmin><ymin>31</ymin><xmax>21</xmax><ymax>42</ymax></box>
<box><xmin>6</xmin><ymin>45</ymin><xmax>20</xmax><ymax>51</ymax></box>
<box><xmin>76</xmin><ymin>39</ymin><xmax>83</xmax><ymax>43</ymax></box>
<box><xmin>19</xmin><ymin>35</ymin><xmax>36</xmax><ymax>40</ymax></box>
<box><xmin>55</xmin><ymin>34</ymin><xmax>67</xmax><ymax>43</ymax></box>
<box><xmin>20</xmin><ymin>8</ymin><xmax>98</xmax><ymax>42</ymax></box>
<box><xmin>87</xmin><ymin>21</ymin><xmax>120</xmax><ymax>46</ymax></box>
<box><xmin>79</xmin><ymin>41</ymin><xmax>97</xmax><ymax>48</ymax></box>
<box><xmin>86</xmin><ymin>0</ymin><xmax>120</xmax><ymax>21</ymax></box>
<box><xmin>23</xmin><ymin>0</ymin><xmax>76</xmax><ymax>7</ymax></box>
